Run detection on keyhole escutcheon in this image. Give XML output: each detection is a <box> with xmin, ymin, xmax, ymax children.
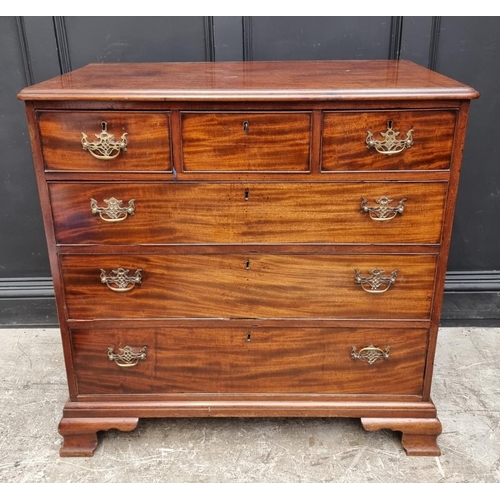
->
<box><xmin>243</xmin><ymin>120</ymin><xmax>250</xmax><ymax>132</ymax></box>
<box><xmin>245</xmin><ymin>259</ymin><xmax>251</xmax><ymax>270</ymax></box>
<box><xmin>244</xmin><ymin>188</ymin><xmax>250</xmax><ymax>201</ymax></box>
<box><xmin>246</xmin><ymin>332</ymin><xmax>252</xmax><ymax>342</ymax></box>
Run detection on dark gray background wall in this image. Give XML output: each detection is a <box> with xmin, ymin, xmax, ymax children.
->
<box><xmin>1</xmin><ymin>16</ymin><xmax>499</xmax><ymax>326</ymax></box>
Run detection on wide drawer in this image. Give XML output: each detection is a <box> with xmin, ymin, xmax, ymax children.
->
<box><xmin>322</xmin><ymin>110</ymin><xmax>456</xmax><ymax>171</ymax></box>
<box><xmin>181</xmin><ymin>112</ymin><xmax>311</xmax><ymax>172</ymax></box>
<box><xmin>60</xmin><ymin>254</ymin><xmax>436</xmax><ymax>320</ymax></box>
<box><xmin>71</xmin><ymin>326</ymin><xmax>428</xmax><ymax>396</ymax></box>
<box><xmin>37</xmin><ymin>111</ymin><xmax>171</xmax><ymax>172</ymax></box>
<box><xmin>49</xmin><ymin>182</ymin><xmax>447</xmax><ymax>245</ymax></box>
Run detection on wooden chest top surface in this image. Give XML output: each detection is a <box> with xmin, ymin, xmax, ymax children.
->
<box><xmin>18</xmin><ymin>60</ymin><xmax>479</xmax><ymax>101</ymax></box>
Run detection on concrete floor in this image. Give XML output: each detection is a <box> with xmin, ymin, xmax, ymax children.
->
<box><xmin>0</xmin><ymin>327</ymin><xmax>499</xmax><ymax>483</ymax></box>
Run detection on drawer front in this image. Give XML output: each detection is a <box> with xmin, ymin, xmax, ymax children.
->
<box><xmin>50</xmin><ymin>182</ymin><xmax>447</xmax><ymax>245</ymax></box>
<box><xmin>322</xmin><ymin>110</ymin><xmax>456</xmax><ymax>171</ymax></box>
<box><xmin>38</xmin><ymin>112</ymin><xmax>171</xmax><ymax>171</ymax></box>
<box><xmin>61</xmin><ymin>254</ymin><xmax>436</xmax><ymax>320</ymax></box>
<box><xmin>72</xmin><ymin>326</ymin><xmax>427</xmax><ymax>396</ymax></box>
<box><xmin>181</xmin><ymin>112</ymin><xmax>311</xmax><ymax>172</ymax></box>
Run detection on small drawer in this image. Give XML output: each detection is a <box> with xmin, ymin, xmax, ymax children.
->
<box><xmin>49</xmin><ymin>181</ymin><xmax>447</xmax><ymax>245</ymax></box>
<box><xmin>37</xmin><ymin>111</ymin><xmax>171</xmax><ymax>171</ymax></box>
<box><xmin>322</xmin><ymin>110</ymin><xmax>456</xmax><ymax>171</ymax></box>
<box><xmin>60</xmin><ymin>253</ymin><xmax>437</xmax><ymax>320</ymax></box>
<box><xmin>71</xmin><ymin>326</ymin><xmax>428</xmax><ymax>396</ymax></box>
<box><xmin>181</xmin><ymin>112</ymin><xmax>311</xmax><ymax>172</ymax></box>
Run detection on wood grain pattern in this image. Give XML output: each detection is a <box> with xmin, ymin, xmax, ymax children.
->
<box><xmin>181</xmin><ymin>112</ymin><xmax>311</xmax><ymax>171</ymax></box>
<box><xmin>19</xmin><ymin>60</ymin><xmax>478</xmax><ymax>457</ymax></box>
<box><xmin>49</xmin><ymin>181</ymin><xmax>447</xmax><ymax>245</ymax></box>
<box><xmin>58</xmin><ymin>417</ymin><xmax>138</xmax><ymax>457</ymax></box>
<box><xmin>60</xmin><ymin>253</ymin><xmax>437</xmax><ymax>320</ymax></box>
<box><xmin>362</xmin><ymin>417</ymin><xmax>442</xmax><ymax>456</ymax></box>
<box><xmin>322</xmin><ymin>110</ymin><xmax>457</xmax><ymax>171</ymax></box>
<box><xmin>17</xmin><ymin>61</ymin><xmax>479</xmax><ymax>101</ymax></box>
<box><xmin>38</xmin><ymin>111</ymin><xmax>171</xmax><ymax>171</ymax></box>
<box><xmin>71</xmin><ymin>327</ymin><xmax>428</xmax><ymax>396</ymax></box>
<box><xmin>63</xmin><ymin>399</ymin><xmax>438</xmax><ymax>414</ymax></box>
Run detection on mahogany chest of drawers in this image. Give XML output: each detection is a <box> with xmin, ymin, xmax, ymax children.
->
<box><xmin>19</xmin><ymin>61</ymin><xmax>478</xmax><ymax>456</ymax></box>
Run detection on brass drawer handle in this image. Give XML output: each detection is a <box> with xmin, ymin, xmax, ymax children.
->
<box><xmin>91</xmin><ymin>197</ymin><xmax>135</xmax><ymax>222</ymax></box>
<box><xmin>351</xmin><ymin>345</ymin><xmax>390</xmax><ymax>365</ymax></box>
<box><xmin>81</xmin><ymin>121</ymin><xmax>128</xmax><ymax>160</ymax></box>
<box><xmin>100</xmin><ymin>268</ymin><xmax>142</xmax><ymax>292</ymax></box>
<box><xmin>361</xmin><ymin>196</ymin><xmax>406</xmax><ymax>221</ymax></box>
<box><xmin>107</xmin><ymin>346</ymin><xmax>147</xmax><ymax>367</ymax></box>
<box><xmin>354</xmin><ymin>268</ymin><xmax>398</xmax><ymax>293</ymax></box>
<box><xmin>366</xmin><ymin>120</ymin><xmax>413</xmax><ymax>155</ymax></box>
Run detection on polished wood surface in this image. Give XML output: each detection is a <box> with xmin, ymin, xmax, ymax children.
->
<box><xmin>49</xmin><ymin>182</ymin><xmax>447</xmax><ymax>245</ymax></box>
<box><xmin>38</xmin><ymin>111</ymin><xmax>171</xmax><ymax>171</ymax></box>
<box><xmin>18</xmin><ymin>61</ymin><xmax>479</xmax><ymax>101</ymax></box>
<box><xmin>361</xmin><ymin>417</ymin><xmax>442</xmax><ymax>456</ymax></box>
<box><xmin>181</xmin><ymin>112</ymin><xmax>311</xmax><ymax>172</ymax></box>
<box><xmin>322</xmin><ymin>110</ymin><xmax>456</xmax><ymax>171</ymax></box>
<box><xmin>58</xmin><ymin>417</ymin><xmax>138</xmax><ymax>457</ymax></box>
<box><xmin>60</xmin><ymin>254</ymin><xmax>436</xmax><ymax>320</ymax></box>
<box><xmin>19</xmin><ymin>60</ymin><xmax>478</xmax><ymax>456</ymax></box>
<box><xmin>72</xmin><ymin>327</ymin><xmax>428</xmax><ymax>396</ymax></box>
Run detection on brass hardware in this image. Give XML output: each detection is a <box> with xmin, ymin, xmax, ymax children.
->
<box><xmin>244</xmin><ymin>188</ymin><xmax>250</xmax><ymax>201</ymax></box>
<box><xmin>361</xmin><ymin>196</ymin><xmax>406</xmax><ymax>221</ymax></box>
<box><xmin>366</xmin><ymin>120</ymin><xmax>413</xmax><ymax>155</ymax></box>
<box><xmin>81</xmin><ymin>121</ymin><xmax>128</xmax><ymax>160</ymax></box>
<box><xmin>243</xmin><ymin>120</ymin><xmax>250</xmax><ymax>132</ymax></box>
<box><xmin>351</xmin><ymin>345</ymin><xmax>390</xmax><ymax>365</ymax></box>
<box><xmin>245</xmin><ymin>259</ymin><xmax>251</xmax><ymax>270</ymax></box>
<box><xmin>107</xmin><ymin>346</ymin><xmax>147</xmax><ymax>367</ymax></box>
<box><xmin>247</xmin><ymin>332</ymin><xmax>252</xmax><ymax>342</ymax></box>
<box><xmin>354</xmin><ymin>268</ymin><xmax>398</xmax><ymax>293</ymax></box>
<box><xmin>90</xmin><ymin>197</ymin><xmax>135</xmax><ymax>222</ymax></box>
<box><xmin>100</xmin><ymin>268</ymin><xmax>142</xmax><ymax>292</ymax></box>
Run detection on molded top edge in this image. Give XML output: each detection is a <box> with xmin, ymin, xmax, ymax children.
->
<box><xmin>18</xmin><ymin>60</ymin><xmax>480</xmax><ymax>101</ymax></box>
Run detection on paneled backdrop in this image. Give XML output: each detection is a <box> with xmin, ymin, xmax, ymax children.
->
<box><xmin>1</xmin><ymin>16</ymin><xmax>499</xmax><ymax>326</ymax></box>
